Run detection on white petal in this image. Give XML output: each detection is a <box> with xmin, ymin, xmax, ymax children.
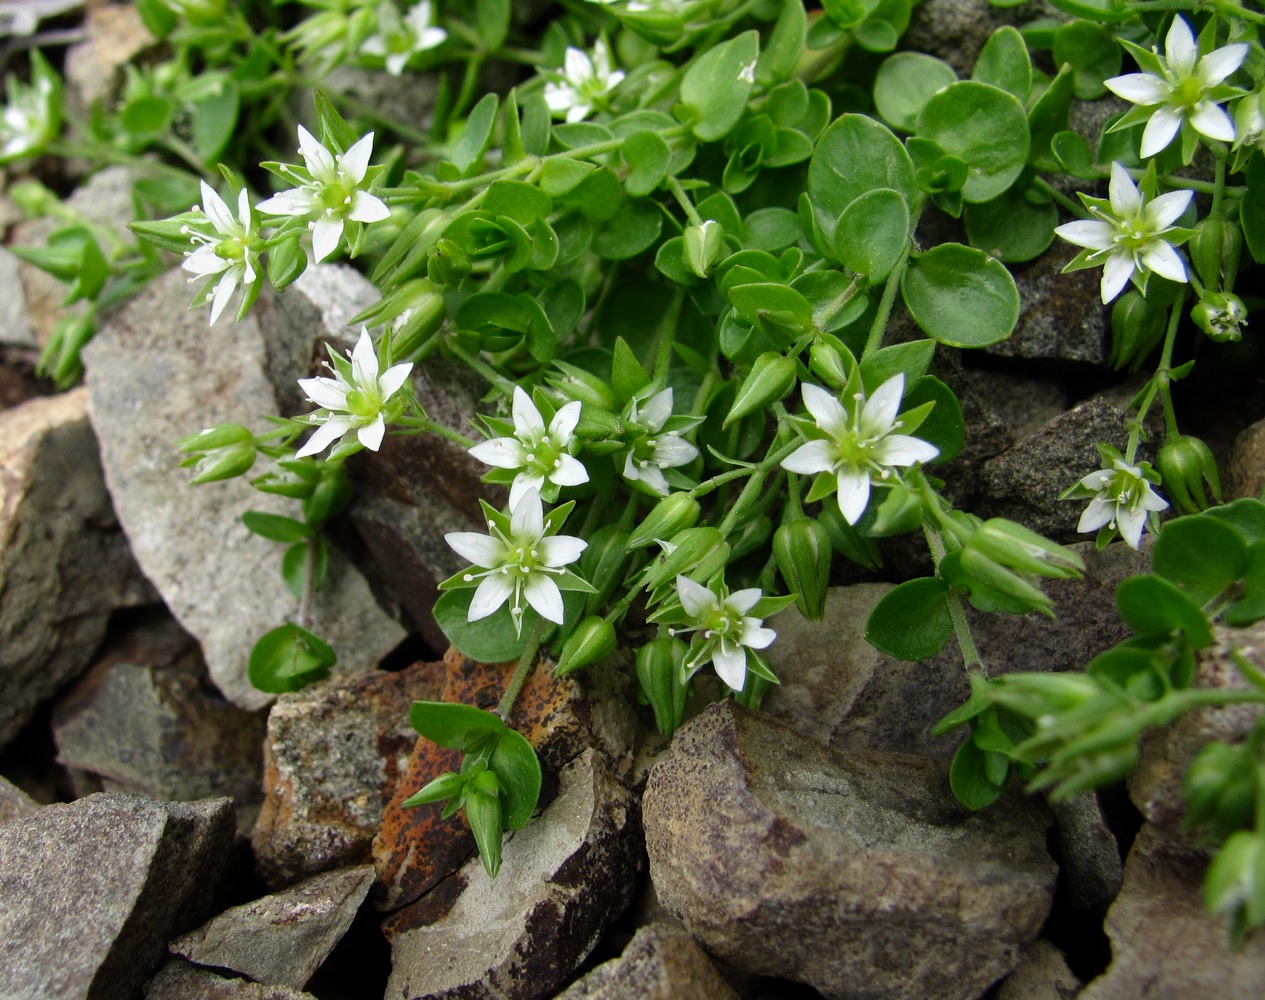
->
<box><xmin>1164</xmin><ymin>17</ymin><xmax>1198</xmax><ymax>76</ymax></box>
<box><xmin>512</xmin><ymin>385</ymin><xmax>546</xmax><ymax>437</ymax></box>
<box><xmin>634</xmin><ymin>464</ymin><xmax>669</xmax><ymax>495</ymax></box>
<box><xmin>257</xmin><ymin>188</ymin><xmax>317</xmax><ymax>218</ymax></box>
<box><xmin>1104</xmin><ymin>73</ymin><xmax>1169</xmax><ymax>106</ymax></box>
<box><xmin>1078</xmin><ymin>496</ymin><xmax>1116</xmax><ymax>534</ymax></box>
<box><xmin>740</xmin><ymin>621</ymin><xmax>777</xmax><ymax>650</ymax></box>
<box><xmin>640</xmin><ymin>388</ymin><xmax>674</xmax><ymax>431</ymax></box>
<box><xmin>1141</xmin><ymin>486</ymin><xmax>1170</xmax><ymax>513</ymax></box>
<box><xmin>1079</xmin><ymin>470</ymin><xmax>1114</xmax><ymax>491</ymax></box>
<box><xmin>800</xmin><ymin>383</ymin><xmax>847</xmax><ymax>438</ymax></box>
<box><xmin>549</xmin><ymin>400</ymin><xmax>582</xmax><ymax>442</ymax></box>
<box><xmin>311</xmin><ymin>216</ymin><xmax>343</xmax><ymax>262</ymax></box>
<box><xmin>873</xmin><ymin>434</ymin><xmax>939</xmax><ymax>467</ymax></box>
<box><xmin>1140</xmin><ymin>107</ymin><xmax>1183</xmax><ymax>158</ymax></box>
<box><xmin>235</xmin><ymin>187</ymin><xmax>253</xmax><ymax>231</ymax></box>
<box><xmin>711</xmin><ymin>643</ymin><xmax>748</xmax><ymax>690</ymax></box>
<box><xmin>564</xmin><ymin>47</ymin><xmax>593</xmax><ymax>84</ymax></box>
<box><xmin>182</xmin><ymin>245</ymin><xmax>231</xmax><ymax>277</ymax></box>
<box><xmin>208</xmin><ymin>269</ymin><xmax>240</xmax><ymax>325</ymax></box>
<box><xmin>550</xmin><ymin>453</ymin><xmax>589</xmax><ymax>487</ymax></box>
<box><xmin>676</xmin><ymin>575</ymin><xmax>715</xmax><ymax>618</ymax></box>
<box><xmin>445</xmin><ymin>531</ymin><xmax>505</xmax><ymax>567</ymax></box>
<box><xmin>350</xmin><ymin>329</ymin><xmax>377</xmax><ymax>387</ymax></box>
<box><xmin>378</xmin><ymin>361</ymin><xmax>414</xmax><ymax>398</ymax></box>
<box><xmin>296</xmin><ymin>416</ymin><xmax>352</xmax><ymax>458</ymax></box>
<box><xmin>297</xmin><ymin>125</ymin><xmax>337</xmax><ymax>179</ymax></box>
<box><xmin>357</xmin><ymin>415</ymin><xmax>386</xmax><ymax>451</ymax></box>
<box><xmin>1145</xmin><ymin>189</ymin><xmax>1194</xmax><ymax>230</ymax></box>
<box><xmin>524</xmin><ymin>574</ymin><xmax>565</xmax><ymax>624</ymax></box>
<box><xmin>538</xmin><ymin>533</ymin><xmax>586</xmax><ymax>567</ymax></box>
<box><xmin>199</xmin><ymin>180</ymin><xmax>235</xmax><ymax>235</ymax></box>
<box><xmin>417</xmin><ymin>26</ymin><xmax>447</xmax><ymax>49</ymax></box>
<box><xmin>1139</xmin><ymin>241</ymin><xmax>1187</xmax><ymax>283</ymax></box>
<box><xmin>508</xmin><ymin>474</ymin><xmax>544</xmax><ymax>511</ymax></box>
<box><xmin>544</xmin><ymin>82</ymin><xmax>578</xmax><ymax>114</ymax></box>
<box><xmin>510</xmin><ymin>487</ymin><xmax>545</xmax><ymax>540</ymax></box>
<box><xmin>469</xmin><ymin>573</ymin><xmax>513</xmax><ymax>620</ymax></box>
<box><xmin>360</xmin><ymin>36</ymin><xmax>386</xmax><ymax>58</ymax></box>
<box><xmin>566</xmin><ymin>103</ymin><xmax>591</xmax><ymax>124</ymax></box>
<box><xmin>836</xmin><ymin>467</ymin><xmax>871</xmax><ymax>525</ymax></box>
<box><xmin>470</xmin><ymin>436</ymin><xmax>528</xmax><ymax>469</ymax></box>
<box><xmin>1055</xmin><ymin>220</ymin><xmax>1116</xmax><ymax>251</ymax></box>
<box><xmin>1190</xmin><ymin>101</ymin><xmax>1236</xmax><ymax>143</ymax></box>
<box><xmin>1100</xmin><ymin>252</ymin><xmax>1135</xmax><ymax>303</ymax></box>
<box><xmin>781</xmin><ymin>439</ymin><xmax>835</xmax><ymax>476</ymax></box>
<box><xmin>726</xmin><ymin>588</ymin><xmax>762</xmax><ymax>614</ymax></box>
<box><xmin>1198</xmin><ymin>44</ymin><xmax>1248</xmax><ymax>88</ymax></box>
<box><xmin>385</xmin><ymin>52</ymin><xmax>408</xmax><ymax>76</ymax></box>
<box><xmin>349</xmin><ymin>190</ymin><xmax>391</xmax><ymax>223</ymax></box>
<box><xmin>1108</xmin><ymin>162</ymin><xmax>1142</xmax><ymax>217</ymax></box>
<box><xmin>299</xmin><ymin>375</ymin><xmax>350</xmax><ymax>411</ymax></box>
<box><xmin>859</xmin><ymin>374</ymin><xmax>904</xmax><ymax>439</ymax></box>
<box><xmin>1116</xmin><ymin>504</ymin><xmax>1147</xmax><ymax>549</ymax></box>
<box><xmin>652</xmin><ymin>436</ymin><xmax>698</xmax><ymax>468</ymax></box>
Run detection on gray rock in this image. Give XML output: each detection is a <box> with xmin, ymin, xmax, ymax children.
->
<box><xmin>1080</xmin><ymin>824</ymin><xmax>1265</xmax><ymax>999</ymax></box>
<box><xmin>62</xmin><ymin>3</ymin><xmax>156</xmax><ymax>115</ymax></box>
<box><xmin>643</xmin><ymin>702</ymin><xmax>1057</xmax><ymax>1000</ymax></box>
<box><xmin>904</xmin><ymin>0</ymin><xmax>1061</xmax><ymax>76</ymax></box>
<box><xmin>0</xmin><ymin>793</ymin><xmax>235</xmax><ymax>1000</ymax></box>
<box><xmin>52</xmin><ymin>613</ymin><xmax>267</xmax><ymax>833</ymax></box>
<box><xmin>385</xmin><ymin>748</ymin><xmax>642</xmax><ymax>1000</ymax></box>
<box><xmin>146</xmin><ymin>959</ymin><xmax>317</xmax><ymax>1000</ymax></box>
<box><xmin>0</xmin><ymin>247</ymin><xmax>35</xmax><ymax>349</ymax></box>
<box><xmin>170</xmin><ymin>865</ymin><xmax>373</xmax><ymax>990</ymax></box>
<box><xmin>1227</xmin><ymin>413</ymin><xmax>1265</xmax><ymax>501</ymax></box>
<box><xmin>82</xmin><ymin>267</ymin><xmax>405</xmax><ymax>710</ymax></box>
<box><xmin>0</xmin><ymin>774</ymin><xmax>41</xmax><ymax>825</ymax></box>
<box><xmin>556</xmin><ymin>921</ymin><xmax>738</xmax><ymax>1000</ymax></box>
<box><xmin>0</xmin><ymin>388</ymin><xmax>155</xmax><ymax>746</ymax></box>
<box><xmin>1048</xmin><ymin>792</ymin><xmax>1123</xmax><ymax>919</ymax></box>
<box><xmin>252</xmin><ymin>659</ymin><xmax>442</xmax><ymax>886</ymax></box>
<box><xmin>995</xmin><ymin>939</ymin><xmax>1082</xmax><ymax>1000</ymax></box>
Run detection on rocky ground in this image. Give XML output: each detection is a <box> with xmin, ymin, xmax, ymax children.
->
<box><xmin>4</xmin><ymin>1</ymin><xmax>1265</xmax><ymax>999</ymax></box>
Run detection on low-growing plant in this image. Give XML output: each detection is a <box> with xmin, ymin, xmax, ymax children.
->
<box><xmin>6</xmin><ymin>0</ymin><xmax>1265</xmax><ymax>933</ymax></box>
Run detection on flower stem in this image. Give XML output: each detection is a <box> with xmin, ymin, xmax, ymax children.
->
<box><xmin>863</xmin><ymin>235</ymin><xmax>915</xmax><ymax>358</ymax></box>
<box><xmin>497</xmin><ymin>620</ymin><xmax>545</xmax><ymax>720</ymax></box>
<box><xmin>923</xmin><ymin>524</ymin><xmax>985</xmax><ymax>676</ymax></box>
<box><xmin>295</xmin><ymin>534</ymin><xmax>321</xmax><ymax>630</ymax></box>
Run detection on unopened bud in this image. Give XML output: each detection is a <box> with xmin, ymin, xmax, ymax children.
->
<box><xmin>682</xmin><ymin>219</ymin><xmax>726</xmax><ymax>278</ymax></box>
<box><xmin>555</xmin><ymin>617</ymin><xmax>617</xmax><ymax>676</ymax></box>
<box><xmin>808</xmin><ymin>342</ymin><xmax>850</xmax><ymax>389</ymax></box>
<box><xmin>427</xmin><ymin>238</ymin><xmax>472</xmax><ymax>286</ymax></box>
<box><xmin>635</xmin><ymin>636</ymin><xmax>689</xmax><ymax>736</ymax></box>
<box><xmin>1156</xmin><ymin>434</ymin><xmax>1223</xmax><ymax>515</ymax></box>
<box><xmin>400</xmin><ymin>770</ymin><xmax>466</xmax><ymax>809</ymax></box>
<box><xmin>1191</xmin><ymin>292</ymin><xmax>1248</xmax><ymax>344</ymax></box>
<box><xmin>548</xmin><ymin>360</ymin><xmax>617</xmax><ymax>411</ymax></box>
<box><xmin>725</xmin><ymin>352</ymin><xmax>798</xmax><ymax>428</ymax></box>
<box><xmin>1190</xmin><ymin>217</ymin><xmax>1243</xmax><ymax>292</ymax></box>
<box><xmin>773</xmin><ymin>519</ymin><xmax>832</xmax><ymax>620</ymax></box>
<box><xmin>639</xmin><ymin>527</ymin><xmax>730</xmax><ymax>593</ymax></box>
<box><xmin>627</xmin><ymin>493</ymin><xmax>701</xmax><ymax>550</ymax></box>
<box><xmin>968</xmin><ymin>518</ymin><xmax>1085</xmax><ymax>580</ymax></box>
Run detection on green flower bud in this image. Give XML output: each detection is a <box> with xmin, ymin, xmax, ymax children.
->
<box><xmin>1190</xmin><ymin>217</ymin><xmax>1243</xmax><ymax>292</ymax></box>
<box><xmin>1156</xmin><ymin>434</ymin><xmax>1223</xmax><ymax>515</ymax></box>
<box><xmin>639</xmin><ymin>527</ymin><xmax>730</xmax><ymax>593</ymax></box>
<box><xmin>988</xmin><ymin>672</ymin><xmax>1103</xmax><ymax>719</ymax></box>
<box><xmin>682</xmin><ymin>219</ymin><xmax>726</xmax><ymax>279</ymax></box>
<box><xmin>870</xmin><ymin>482</ymin><xmax>922</xmax><ymax>537</ymax></box>
<box><xmin>178</xmin><ymin>423</ymin><xmax>258</xmax><ymax>484</ymax></box>
<box><xmin>968</xmin><ymin>518</ymin><xmax>1085</xmax><ymax>580</ymax></box>
<box><xmin>266</xmin><ymin>233</ymin><xmax>308</xmax><ymax>292</ymax></box>
<box><xmin>635</xmin><ymin>636</ymin><xmax>689</xmax><ymax>736</ymax></box>
<box><xmin>400</xmin><ymin>770</ymin><xmax>466</xmax><ymax>808</ymax></box>
<box><xmin>465</xmin><ymin>780</ymin><xmax>505</xmax><ymax>878</ymax></box>
<box><xmin>1203</xmin><ymin>830</ymin><xmax>1265</xmax><ymax>935</ymax></box>
<box><xmin>178</xmin><ymin>422</ymin><xmax>255</xmax><ymax>453</ymax></box>
<box><xmin>547</xmin><ymin>360</ymin><xmax>617</xmax><ymax>411</ymax></box>
<box><xmin>303</xmin><ymin>463</ymin><xmax>354</xmax><ymax>526</ymax></box>
<box><xmin>1184</xmin><ymin>741</ymin><xmax>1256</xmax><ymax>839</ymax></box>
<box><xmin>728</xmin><ymin>515</ymin><xmax>772</xmax><ymax>562</ymax></box>
<box><xmin>1110</xmin><ymin>290</ymin><xmax>1166</xmax><ymax>371</ymax></box>
<box><xmin>725</xmin><ymin>352</ymin><xmax>798</xmax><ymax>428</ymax></box>
<box><xmin>427</xmin><ymin>238</ymin><xmax>472</xmax><ymax>286</ymax></box>
<box><xmin>956</xmin><ymin>545</ymin><xmax>1055</xmax><ymax>617</ymax></box>
<box><xmin>1191</xmin><ymin>292</ymin><xmax>1248</xmax><ymax>344</ymax></box>
<box><xmin>579</xmin><ymin>524</ymin><xmax>633</xmax><ymax>615</ymax></box>
<box><xmin>352</xmin><ymin>279</ymin><xmax>448</xmax><ymax>359</ymax></box>
<box><xmin>555</xmin><ymin>616</ymin><xmax>617</xmax><ymax>676</ymax></box>
<box><xmin>627</xmin><ymin>493</ymin><xmax>702</xmax><ymax>550</ymax></box>
<box><xmin>773</xmin><ymin>518</ymin><xmax>832</xmax><ymax>620</ymax></box>
<box><xmin>809</xmin><ymin>342</ymin><xmax>850</xmax><ymax>390</ymax></box>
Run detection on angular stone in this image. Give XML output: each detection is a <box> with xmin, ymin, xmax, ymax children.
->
<box><xmin>556</xmin><ymin>921</ymin><xmax>738</xmax><ymax>1000</ymax></box>
<box><xmin>146</xmin><ymin>959</ymin><xmax>317</xmax><ymax>1000</ymax></box>
<box><xmin>1228</xmin><ymin>414</ymin><xmax>1265</xmax><ymax>502</ymax></box>
<box><xmin>995</xmin><ymin>940</ymin><xmax>1082</xmax><ymax>1000</ymax></box>
<box><xmin>373</xmin><ymin>648</ymin><xmax>637</xmax><ymax>912</ymax></box>
<box><xmin>1080</xmin><ymin>825</ymin><xmax>1265</xmax><ymax>999</ymax></box>
<box><xmin>1131</xmin><ymin>622</ymin><xmax>1265</xmax><ymax>830</ymax></box>
<box><xmin>1047</xmin><ymin>792</ymin><xmax>1124</xmax><ymax>920</ymax></box>
<box><xmin>0</xmin><ymin>388</ymin><xmax>155</xmax><ymax>746</ymax></box>
<box><xmin>63</xmin><ymin>2</ymin><xmax>156</xmax><ymax>113</ymax></box>
<box><xmin>643</xmin><ymin>702</ymin><xmax>1056</xmax><ymax>1000</ymax></box>
<box><xmin>52</xmin><ymin>612</ymin><xmax>266</xmax><ymax>832</ymax></box>
<box><xmin>252</xmin><ymin>659</ymin><xmax>443</xmax><ymax>886</ymax></box>
<box><xmin>0</xmin><ymin>774</ymin><xmax>41</xmax><ymax>825</ymax></box>
<box><xmin>83</xmin><ymin>267</ymin><xmax>405</xmax><ymax>710</ymax></box>
<box><xmin>0</xmin><ymin>247</ymin><xmax>36</xmax><ymax>349</ymax></box>
<box><xmin>170</xmin><ymin>865</ymin><xmax>373</xmax><ymax>990</ymax></box>
<box><xmin>385</xmin><ymin>748</ymin><xmax>641</xmax><ymax>1000</ymax></box>
<box><xmin>0</xmin><ymin>793</ymin><xmax>235</xmax><ymax>1000</ymax></box>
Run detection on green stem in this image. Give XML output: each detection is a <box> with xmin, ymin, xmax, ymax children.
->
<box><xmin>924</xmin><ymin>525</ymin><xmax>985</xmax><ymax>675</ymax></box>
<box><xmin>689</xmin><ymin>439</ymin><xmax>801</xmax><ymax>501</ymax></box>
<box><xmin>444</xmin><ymin>339</ymin><xmax>517</xmax><ymax>395</ymax></box>
<box><xmin>295</xmin><ymin>534</ymin><xmax>321</xmax><ymax>630</ymax></box>
<box><xmin>666</xmin><ymin>176</ymin><xmax>704</xmax><ymax>227</ymax></box>
<box><xmin>497</xmin><ymin>620</ymin><xmax>544</xmax><ymax>720</ymax></box>
<box><xmin>863</xmin><ymin>233</ymin><xmax>916</xmax><ymax>358</ymax></box>
<box><xmin>652</xmin><ymin>286</ymin><xmax>686</xmax><ymax>385</ymax></box>
<box><xmin>1030</xmin><ymin>175</ymin><xmax>1087</xmax><ymax>218</ymax></box>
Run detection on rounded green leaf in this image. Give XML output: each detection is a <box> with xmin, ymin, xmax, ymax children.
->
<box><xmin>592</xmin><ymin>198</ymin><xmax>662</xmax><ymax>260</ymax></box>
<box><xmin>1151</xmin><ymin>515</ymin><xmax>1249</xmax><ymax>607</ymax></box>
<box><xmin>916</xmin><ymin>82</ymin><xmax>1030</xmax><ymax>204</ymax></box>
<box><xmin>831</xmin><ymin>188</ymin><xmax>910</xmax><ymax>282</ymax></box>
<box><xmin>949</xmin><ymin>735</ymin><xmax>1006</xmax><ymax>810</ymax></box>
<box><xmin>623</xmin><ymin>130</ymin><xmax>672</xmax><ymax>197</ymax></box>
<box><xmin>874</xmin><ymin>52</ymin><xmax>958</xmax><ymax>133</ymax></box>
<box><xmin>433</xmin><ymin>589</ymin><xmax>530</xmax><ymax>663</ymax></box>
<box><xmin>971</xmin><ymin>27</ymin><xmax>1032</xmax><ymax>102</ymax></box>
<box><xmin>1052</xmin><ymin>20</ymin><xmax>1122</xmax><ymax>100</ymax></box>
<box><xmin>901</xmin><ymin>243</ymin><xmax>1019</xmax><ymax>347</ymax></box>
<box><xmin>121</xmin><ymin>95</ymin><xmax>173</xmax><ymax>135</ymax></box>
<box><xmin>808</xmin><ymin>114</ymin><xmax>916</xmax><ymax>239</ymax></box>
<box><xmin>248</xmin><ymin>624</ymin><xmax>335</xmax><ymax>694</ymax></box>
<box><xmin>489</xmin><ymin>728</ymin><xmax>543</xmax><ymax>830</ymax></box>
<box><xmin>865</xmin><ymin>577</ymin><xmax>953</xmax><ymax>660</ymax></box>
<box><xmin>743</xmin><ymin>207</ymin><xmax>802</xmax><ymax>252</ymax></box>
<box><xmin>678</xmin><ymin>30</ymin><xmax>759</xmax><ymax>141</ymax></box>
<box><xmin>963</xmin><ymin>184</ymin><xmax>1057</xmax><ymax>263</ymax></box>
<box><xmin>409</xmin><ymin>700</ymin><xmax>507</xmax><ymax>748</ymax></box>
<box><xmin>903</xmin><ymin>375</ymin><xmax>964</xmax><ymax>462</ymax></box>
<box><xmin>1115</xmin><ymin>574</ymin><xmax>1213</xmax><ymax>649</ymax></box>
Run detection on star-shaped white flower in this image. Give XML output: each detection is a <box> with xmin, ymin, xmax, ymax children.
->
<box><xmin>295</xmin><ymin>328</ymin><xmax>413</xmax><ymax>457</ymax></box>
<box><xmin>1105</xmin><ymin>16</ymin><xmax>1247</xmax><ymax>158</ymax></box>
<box><xmin>544</xmin><ymin>39</ymin><xmax>625</xmax><ymax>123</ymax></box>
<box><xmin>1055</xmin><ymin>162</ymin><xmax>1192</xmax><ymax>303</ymax></box>
<box><xmin>469</xmin><ymin>386</ymin><xmax>589</xmax><ymax>507</ymax></box>
<box><xmin>669</xmin><ymin>575</ymin><xmax>776</xmax><ymax>691</ymax></box>
<box><xmin>781</xmin><ymin>374</ymin><xmax>939</xmax><ymax>526</ymax></box>
<box><xmin>0</xmin><ymin>68</ymin><xmax>56</xmax><ymax>163</ymax></box>
<box><xmin>1075</xmin><ymin>458</ymin><xmax>1169</xmax><ymax>549</ymax></box>
<box><xmin>257</xmin><ymin>126</ymin><xmax>391</xmax><ymax>262</ymax></box>
<box><xmin>621</xmin><ymin>388</ymin><xmax>699</xmax><ymax>496</ymax></box>
<box><xmin>360</xmin><ymin>1</ymin><xmax>447</xmax><ymax>76</ymax></box>
<box><xmin>445</xmin><ymin>488</ymin><xmax>588</xmax><ymax>630</ymax></box>
<box><xmin>181</xmin><ymin>181</ymin><xmax>262</xmax><ymax>325</ymax></box>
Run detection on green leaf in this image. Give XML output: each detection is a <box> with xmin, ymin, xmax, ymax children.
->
<box><xmin>808</xmin><ymin>115</ymin><xmax>916</xmax><ymax>242</ymax></box>
<box><xmin>450</xmin><ymin>92</ymin><xmax>499</xmax><ymax>174</ymax></box>
<box><xmin>540</xmin><ymin>156</ymin><xmax>594</xmax><ymax>197</ymax></box>
<box><xmin>743</xmin><ymin>207</ymin><xmax>802</xmax><ymax>252</ymax></box>
<box><xmin>756</xmin><ymin>0</ymin><xmax>808</xmax><ymax>85</ymax></box>
<box><xmin>191</xmin><ymin>81</ymin><xmax>240</xmax><ymax>162</ymax></box>
<box><xmin>971</xmin><ymin>27</ymin><xmax>1032</xmax><ymax>102</ymax></box>
<box><xmin>248</xmin><ymin>623</ymin><xmax>335</xmax><ymax>693</ymax></box>
<box><xmin>409</xmin><ymin>700</ymin><xmax>507</xmax><ymax>748</ymax></box>
<box><xmin>1053</xmin><ymin>19</ymin><xmax>1122</xmax><ymax>100</ymax></box>
<box><xmin>281</xmin><ymin>538</ymin><xmax>329</xmax><ymax>600</ymax></box>
<box><xmin>489</xmin><ymin>728</ymin><xmax>542</xmax><ymax>830</ymax></box>
<box><xmin>865</xmin><ymin>577</ymin><xmax>953</xmax><ymax>660</ymax></box>
<box><xmin>678</xmin><ymin>30</ymin><xmax>760</xmax><ymax>141</ymax></box>
<box><xmin>433</xmin><ymin>590</ymin><xmax>530</xmax><ymax>662</ymax></box>
<box><xmin>904</xmin><ymin>375</ymin><xmax>963</xmax><ymax>462</ymax></box>
<box><xmin>1116</xmin><ymin>575</ymin><xmax>1213</xmax><ymax>649</ymax></box>
<box><xmin>873</xmin><ymin>53</ymin><xmax>958</xmax><ymax>133</ymax></box>
<box><xmin>482</xmin><ymin>180</ymin><xmax>552</xmax><ymax>224</ymax></box>
<box><xmin>1047</xmin><ymin>0</ymin><xmax>1130</xmax><ymax>22</ymax></box>
<box><xmin>1027</xmin><ymin>65</ymin><xmax>1074</xmax><ymax>168</ymax></box>
<box><xmin>121</xmin><ymin>95</ymin><xmax>173</xmax><ymax>135</ymax></box>
<box><xmin>623</xmin><ymin>130</ymin><xmax>672</xmax><ymax>197</ymax></box>
<box><xmin>1151</xmin><ymin>515</ymin><xmax>1249</xmax><ymax>606</ymax></box>
<box><xmin>1207</xmin><ymin>498</ymin><xmax>1265</xmax><ymax>546</ymax></box>
<box><xmin>592</xmin><ymin>198</ymin><xmax>662</xmax><ymax>260</ymax></box>
<box><xmin>312</xmin><ymin>91</ymin><xmax>359</xmax><ymax>153</ymax></box>
<box><xmin>916</xmin><ymin>82</ymin><xmax>1030</xmax><ymax>203</ymax></box>
<box><xmin>963</xmin><ymin>184</ymin><xmax>1057</xmax><ymax>263</ymax></box>
<box><xmin>611</xmin><ymin>336</ymin><xmax>650</xmax><ymax>404</ymax></box>
<box><xmin>1226</xmin><ymin>541</ymin><xmax>1265</xmax><ymax>627</ymax></box>
<box><xmin>949</xmin><ymin>734</ymin><xmax>1007</xmax><ymax>810</ymax></box>
<box><xmin>475</xmin><ymin>0</ymin><xmax>510</xmax><ymax>50</ymax></box>
<box><xmin>859</xmin><ymin>340</ymin><xmax>935</xmax><ymax>395</ymax></box>
<box><xmin>901</xmin><ymin>243</ymin><xmax>1019</xmax><ymax>347</ymax></box>
<box><xmin>241</xmin><ymin>510</ymin><xmax>312</xmax><ymax>543</ymax></box>
<box><xmin>830</xmin><ymin>188</ymin><xmax>910</xmax><ymax>282</ymax></box>
<box><xmin>728</xmin><ymin>283</ymin><xmax>815</xmax><ymax>338</ymax></box>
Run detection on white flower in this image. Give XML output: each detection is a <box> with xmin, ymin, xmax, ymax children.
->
<box><xmin>781</xmin><ymin>374</ymin><xmax>939</xmax><ymax>526</ymax></box>
<box><xmin>469</xmin><ymin>386</ymin><xmax>589</xmax><ymax>507</ymax></box>
<box><xmin>295</xmin><ymin>328</ymin><xmax>413</xmax><ymax>457</ymax></box>
<box><xmin>257</xmin><ymin>126</ymin><xmax>391</xmax><ymax>262</ymax></box>
<box><xmin>181</xmin><ymin>181</ymin><xmax>262</xmax><ymax>325</ymax></box>
<box><xmin>544</xmin><ymin>39</ymin><xmax>625</xmax><ymax>123</ymax></box>
<box><xmin>0</xmin><ymin>70</ymin><xmax>56</xmax><ymax>162</ymax></box>
<box><xmin>669</xmin><ymin>575</ymin><xmax>776</xmax><ymax>691</ymax></box>
<box><xmin>1105</xmin><ymin>16</ymin><xmax>1247</xmax><ymax>158</ymax></box>
<box><xmin>621</xmin><ymin>388</ymin><xmax>699</xmax><ymax>496</ymax></box>
<box><xmin>1075</xmin><ymin>459</ymin><xmax>1169</xmax><ymax>549</ymax></box>
<box><xmin>360</xmin><ymin>1</ymin><xmax>447</xmax><ymax>76</ymax></box>
<box><xmin>445</xmin><ymin>488</ymin><xmax>587</xmax><ymax>629</ymax></box>
<box><xmin>1055</xmin><ymin>162</ymin><xmax>1192</xmax><ymax>303</ymax></box>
